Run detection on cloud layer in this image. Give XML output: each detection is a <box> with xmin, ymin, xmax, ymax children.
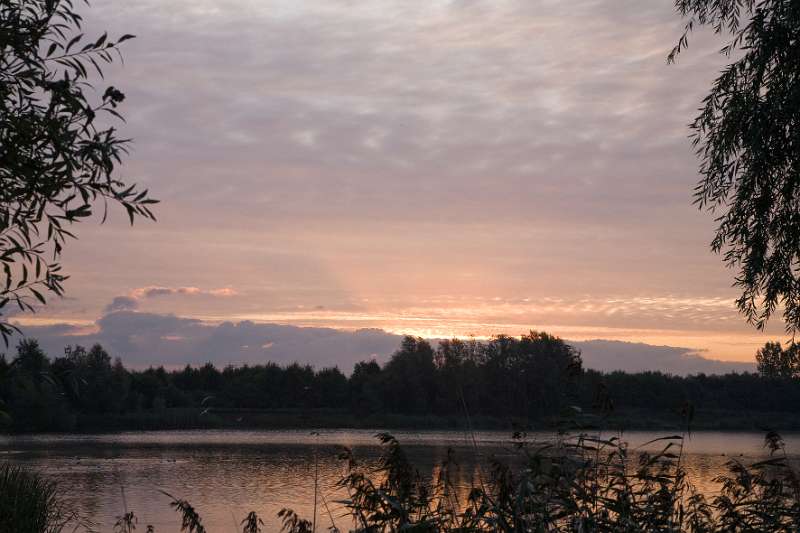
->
<box><xmin>12</xmin><ymin>0</ymin><xmax>781</xmax><ymax>361</ymax></box>
<box><xmin>9</xmin><ymin>311</ymin><xmax>753</xmax><ymax>376</ymax></box>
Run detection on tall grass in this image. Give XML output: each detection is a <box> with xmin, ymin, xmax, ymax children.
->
<box><xmin>293</xmin><ymin>431</ymin><xmax>800</xmax><ymax>532</ymax></box>
<box><xmin>0</xmin><ymin>463</ymin><xmax>85</xmax><ymax>533</ymax></box>
<box><xmin>2</xmin><ymin>431</ymin><xmax>798</xmax><ymax>532</ymax></box>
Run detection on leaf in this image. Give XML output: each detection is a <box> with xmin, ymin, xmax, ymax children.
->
<box><xmin>30</xmin><ymin>289</ymin><xmax>46</xmax><ymax>305</ymax></box>
<box><xmin>65</xmin><ymin>33</ymin><xmax>83</xmax><ymax>53</ymax></box>
<box><xmin>3</xmin><ymin>264</ymin><xmax>11</xmax><ymax>291</ymax></box>
<box><xmin>635</xmin><ymin>436</ymin><xmax>684</xmax><ymax>450</ymax></box>
<box><xmin>124</xmin><ymin>204</ymin><xmax>135</xmax><ymax>225</ymax></box>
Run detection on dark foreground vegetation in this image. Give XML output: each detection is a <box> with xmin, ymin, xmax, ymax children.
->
<box><xmin>3</xmin><ymin>430</ymin><xmax>800</xmax><ymax>532</ymax></box>
<box><xmin>2</xmin><ymin>332</ymin><xmax>800</xmax><ymax>432</ymax></box>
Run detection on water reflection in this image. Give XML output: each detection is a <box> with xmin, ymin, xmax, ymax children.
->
<box><xmin>0</xmin><ymin>429</ymin><xmax>797</xmax><ymax>532</ymax></box>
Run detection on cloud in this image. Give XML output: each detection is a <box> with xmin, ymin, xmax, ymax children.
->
<box><xmin>130</xmin><ymin>286</ymin><xmax>238</xmax><ymax>299</ymax></box>
<box><xmin>573</xmin><ymin>340</ymin><xmax>755</xmax><ymax>375</ymax></box>
<box><xmin>12</xmin><ymin>311</ymin><xmax>399</xmax><ymax>371</ymax></box>
<box><xmin>22</xmin><ymin>0</ymin><xmax>769</xmax><ymax>359</ymax></box>
<box><xmin>98</xmin><ymin>286</ymin><xmax>240</xmax><ymax>318</ymax></box>
<box><xmin>104</xmin><ymin>296</ymin><xmax>139</xmax><ymax>313</ymax></box>
<box><xmin>8</xmin><ymin>311</ymin><xmax>755</xmax><ymax>375</ymax></box>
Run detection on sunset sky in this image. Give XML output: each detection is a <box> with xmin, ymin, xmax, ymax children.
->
<box><xmin>13</xmin><ymin>0</ymin><xmax>788</xmax><ymax>366</ymax></box>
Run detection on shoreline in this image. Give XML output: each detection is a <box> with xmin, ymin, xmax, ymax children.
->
<box><xmin>4</xmin><ymin>406</ymin><xmax>800</xmax><ymax>435</ymax></box>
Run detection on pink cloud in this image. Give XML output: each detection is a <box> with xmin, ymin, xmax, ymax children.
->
<box><xmin>129</xmin><ymin>286</ymin><xmax>238</xmax><ymax>300</ymax></box>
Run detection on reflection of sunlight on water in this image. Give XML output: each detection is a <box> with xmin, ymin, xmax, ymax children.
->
<box><xmin>1</xmin><ymin>429</ymin><xmax>798</xmax><ymax>532</ymax></box>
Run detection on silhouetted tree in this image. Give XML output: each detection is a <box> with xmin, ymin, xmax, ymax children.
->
<box><xmin>481</xmin><ymin>332</ymin><xmax>582</xmax><ymax>418</ymax></box>
<box><xmin>3</xmin><ymin>339</ymin><xmax>70</xmax><ymax>429</ymax></box>
<box><xmin>0</xmin><ymin>0</ymin><xmax>157</xmax><ymax>343</ymax></box>
<box><xmin>12</xmin><ymin>339</ymin><xmax>48</xmax><ymax>385</ymax></box>
<box><xmin>433</xmin><ymin>338</ymin><xmax>482</xmax><ymax>414</ymax></box>
<box><xmin>5</xmin><ymin>335</ymin><xmax>800</xmax><ymax>432</ymax></box>
<box><xmin>51</xmin><ymin>344</ymin><xmax>129</xmax><ymax>414</ymax></box>
<box><xmin>350</xmin><ymin>360</ymin><xmax>382</xmax><ymax>415</ymax></box>
<box><xmin>282</xmin><ymin>363</ymin><xmax>315</xmax><ymax>409</ymax></box>
<box><xmin>314</xmin><ymin>367</ymin><xmax>348</xmax><ymax>408</ymax></box>
<box><xmin>381</xmin><ymin>337</ymin><xmax>437</xmax><ymax>415</ymax></box>
<box><xmin>756</xmin><ymin>341</ymin><xmax>800</xmax><ymax>379</ymax></box>
<box><xmin>669</xmin><ymin>0</ymin><xmax>800</xmax><ymax>331</ymax></box>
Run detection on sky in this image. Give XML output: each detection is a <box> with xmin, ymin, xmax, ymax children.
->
<box><xmin>10</xmin><ymin>0</ymin><xmax>788</xmax><ymax>369</ymax></box>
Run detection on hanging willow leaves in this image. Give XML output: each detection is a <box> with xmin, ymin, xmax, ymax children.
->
<box><xmin>0</xmin><ymin>0</ymin><xmax>157</xmax><ymax>344</ymax></box>
<box><xmin>669</xmin><ymin>0</ymin><xmax>800</xmax><ymax>332</ymax></box>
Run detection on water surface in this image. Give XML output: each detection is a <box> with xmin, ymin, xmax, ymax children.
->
<box><xmin>1</xmin><ymin>429</ymin><xmax>797</xmax><ymax>532</ymax></box>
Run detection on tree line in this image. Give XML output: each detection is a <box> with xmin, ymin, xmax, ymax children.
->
<box><xmin>1</xmin><ymin>332</ymin><xmax>799</xmax><ymax>432</ymax></box>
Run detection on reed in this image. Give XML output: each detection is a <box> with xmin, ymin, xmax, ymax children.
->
<box><xmin>0</xmin><ymin>463</ymin><xmax>86</xmax><ymax>533</ymax></box>
<box><xmin>285</xmin><ymin>430</ymin><xmax>800</xmax><ymax>532</ymax></box>
<box><xmin>2</xmin><ymin>431</ymin><xmax>798</xmax><ymax>532</ymax></box>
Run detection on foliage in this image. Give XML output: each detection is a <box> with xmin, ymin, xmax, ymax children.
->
<box><xmin>755</xmin><ymin>341</ymin><xmax>800</xmax><ymax>379</ymax></box>
<box><xmin>277</xmin><ymin>509</ymin><xmax>313</xmax><ymax>533</ymax></box>
<box><xmin>0</xmin><ymin>338</ymin><xmax>74</xmax><ymax>430</ymax></box>
<box><xmin>669</xmin><ymin>0</ymin><xmax>800</xmax><ymax>332</ymax></box>
<box><xmin>281</xmin><ymin>431</ymin><xmax>800</xmax><ymax>532</ymax></box>
<box><xmin>0</xmin><ymin>0</ymin><xmax>157</xmax><ymax>344</ymax></box>
<box><xmin>51</xmin><ymin>343</ymin><xmax>130</xmax><ymax>413</ymax></box>
<box><xmin>5</xmin><ymin>334</ymin><xmax>800</xmax><ymax>432</ymax></box>
<box><xmin>0</xmin><ymin>332</ymin><xmax>594</xmax><ymax>431</ymax></box>
<box><xmin>113</xmin><ymin>511</ymin><xmax>152</xmax><ymax>533</ymax></box>
<box><xmin>241</xmin><ymin>511</ymin><xmax>264</xmax><ymax>533</ymax></box>
<box><xmin>0</xmin><ymin>462</ymin><xmax>85</xmax><ymax>533</ymax></box>
<box><xmin>712</xmin><ymin>431</ymin><xmax>800</xmax><ymax>531</ymax></box>
<box><xmin>1</xmin><ymin>431</ymin><xmax>799</xmax><ymax>531</ymax></box>
<box><xmin>161</xmin><ymin>490</ymin><xmax>206</xmax><ymax>533</ymax></box>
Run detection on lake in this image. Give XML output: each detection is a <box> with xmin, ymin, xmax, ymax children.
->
<box><xmin>1</xmin><ymin>429</ymin><xmax>798</xmax><ymax>532</ymax></box>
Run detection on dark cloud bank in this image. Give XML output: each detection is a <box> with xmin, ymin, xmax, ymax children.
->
<box><xmin>10</xmin><ymin>311</ymin><xmax>753</xmax><ymax>376</ymax></box>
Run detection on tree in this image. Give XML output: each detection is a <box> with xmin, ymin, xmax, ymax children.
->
<box><xmin>52</xmin><ymin>343</ymin><xmax>129</xmax><ymax>413</ymax></box>
<box><xmin>12</xmin><ymin>338</ymin><xmax>48</xmax><ymax>385</ymax></box>
<box><xmin>755</xmin><ymin>341</ymin><xmax>799</xmax><ymax>379</ymax></box>
<box><xmin>349</xmin><ymin>359</ymin><xmax>382</xmax><ymax>415</ymax></box>
<box><xmin>5</xmin><ymin>338</ymin><xmax>72</xmax><ymax>429</ymax></box>
<box><xmin>0</xmin><ymin>0</ymin><xmax>157</xmax><ymax>343</ymax></box>
<box><xmin>381</xmin><ymin>337</ymin><xmax>437</xmax><ymax>414</ymax></box>
<box><xmin>482</xmin><ymin>332</ymin><xmax>582</xmax><ymax>418</ymax></box>
<box><xmin>669</xmin><ymin>1</ymin><xmax>800</xmax><ymax>331</ymax></box>
<box><xmin>314</xmin><ymin>367</ymin><xmax>348</xmax><ymax>408</ymax></box>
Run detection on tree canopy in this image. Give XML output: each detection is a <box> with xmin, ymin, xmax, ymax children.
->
<box><xmin>670</xmin><ymin>0</ymin><xmax>800</xmax><ymax>332</ymax></box>
<box><xmin>0</xmin><ymin>0</ymin><xmax>156</xmax><ymax>343</ymax></box>
<box><xmin>7</xmin><ymin>332</ymin><xmax>800</xmax><ymax>433</ymax></box>
<box><xmin>755</xmin><ymin>340</ymin><xmax>800</xmax><ymax>379</ymax></box>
